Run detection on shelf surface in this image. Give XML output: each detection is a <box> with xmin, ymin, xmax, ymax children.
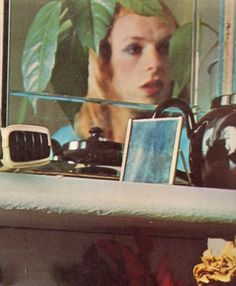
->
<box><xmin>0</xmin><ymin>172</ymin><xmax>235</xmax><ymax>239</ymax></box>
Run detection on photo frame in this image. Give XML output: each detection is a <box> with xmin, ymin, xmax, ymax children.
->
<box><xmin>120</xmin><ymin>117</ymin><xmax>183</xmax><ymax>184</ymax></box>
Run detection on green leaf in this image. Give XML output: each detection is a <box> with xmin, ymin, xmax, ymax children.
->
<box><xmin>21</xmin><ymin>1</ymin><xmax>62</xmax><ymax>92</ymax></box>
<box><xmin>117</xmin><ymin>0</ymin><xmax>162</xmax><ymax>17</ymax></box>
<box><xmin>58</xmin><ymin>19</ymin><xmax>73</xmax><ymax>43</ymax></box>
<box><xmin>70</xmin><ymin>0</ymin><xmax>116</xmax><ymax>53</ymax></box>
<box><xmin>169</xmin><ymin>22</ymin><xmax>192</xmax><ymax>97</ymax></box>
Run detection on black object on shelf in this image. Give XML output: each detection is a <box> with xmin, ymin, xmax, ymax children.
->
<box><xmin>62</xmin><ymin>127</ymin><xmax>123</xmax><ymax>167</ymax></box>
<box><xmin>152</xmin><ymin>96</ymin><xmax>236</xmax><ymax>189</ymax></box>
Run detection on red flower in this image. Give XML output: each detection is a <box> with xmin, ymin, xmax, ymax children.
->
<box><xmin>155</xmin><ymin>256</ymin><xmax>185</xmax><ymax>286</ymax></box>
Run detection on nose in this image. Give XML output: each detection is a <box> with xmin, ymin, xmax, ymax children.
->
<box><xmin>145</xmin><ymin>47</ymin><xmax>162</xmax><ymax>72</ymax></box>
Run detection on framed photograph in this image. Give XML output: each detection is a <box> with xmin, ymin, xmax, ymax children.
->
<box><xmin>120</xmin><ymin>117</ymin><xmax>183</xmax><ymax>184</ymax></box>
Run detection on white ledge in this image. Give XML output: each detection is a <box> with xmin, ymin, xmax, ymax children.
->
<box><xmin>0</xmin><ymin>172</ymin><xmax>235</xmax><ymax>239</ymax></box>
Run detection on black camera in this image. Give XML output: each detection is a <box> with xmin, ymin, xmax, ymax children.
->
<box><xmin>52</xmin><ymin>127</ymin><xmax>123</xmax><ymax>177</ymax></box>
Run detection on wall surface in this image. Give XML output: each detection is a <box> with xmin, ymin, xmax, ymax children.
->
<box><xmin>0</xmin><ymin>227</ymin><xmax>205</xmax><ymax>286</ymax></box>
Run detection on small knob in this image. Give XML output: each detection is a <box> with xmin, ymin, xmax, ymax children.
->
<box><xmin>89</xmin><ymin>127</ymin><xmax>104</xmax><ymax>139</ymax></box>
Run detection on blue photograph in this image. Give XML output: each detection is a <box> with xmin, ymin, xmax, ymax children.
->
<box><xmin>120</xmin><ymin>117</ymin><xmax>182</xmax><ymax>184</ymax></box>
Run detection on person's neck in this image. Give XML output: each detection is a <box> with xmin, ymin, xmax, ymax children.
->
<box><xmin>108</xmin><ymin>106</ymin><xmax>148</xmax><ymax>143</ymax></box>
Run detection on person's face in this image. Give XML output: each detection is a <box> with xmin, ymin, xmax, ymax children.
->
<box><xmin>109</xmin><ymin>12</ymin><xmax>176</xmax><ymax>104</ymax></box>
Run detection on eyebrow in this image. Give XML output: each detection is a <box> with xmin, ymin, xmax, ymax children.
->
<box><xmin>130</xmin><ymin>36</ymin><xmax>144</xmax><ymax>41</ymax></box>
<box><xmin>121</xmin><ymin>36</ymin><xmax>145</xmax><ymax>44</ymax></box>
<box><xmin>124</xmin><ymin>34</ymin><xmax>172</xmax><ymax>43</ymax></box>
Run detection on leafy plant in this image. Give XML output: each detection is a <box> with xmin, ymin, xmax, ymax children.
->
<box><xmin>21</xmin><ymin>0</ymin><xmax>193</xmax><ymax>120</ymax></box>
<box><xmin>169</xmin><ymin>22</ymin><xmax>192</xmax><ymax>97</ymax></box>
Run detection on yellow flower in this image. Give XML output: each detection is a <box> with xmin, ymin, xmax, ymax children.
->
<box><xmin>193</xmin><ymin>242</ymin><xmax>236</xmax><ymax>286</ymax></box>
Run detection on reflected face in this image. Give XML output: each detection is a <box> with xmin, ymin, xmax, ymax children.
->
<box><xmin>109</xmin><ymin>12</ymin><xmax>176</xmax><ymax>104</ymax></box>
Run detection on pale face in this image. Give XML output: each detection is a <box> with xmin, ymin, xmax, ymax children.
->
<box><xmin>109</xmin><ymin>12</ymin><xmax>176</xmax><ymax>104</ymax></box>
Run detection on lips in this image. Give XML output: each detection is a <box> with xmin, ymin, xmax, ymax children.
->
<box><xmin>141</xmin><ymin>79</ymin><xmax>164</xmax><ymax>95</ymax></box>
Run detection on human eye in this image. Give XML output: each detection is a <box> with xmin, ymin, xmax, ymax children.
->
<box><xmin>123</xmin><ymin>43</ymin><xmax>142</xmax><ymax>55</ymax></box>
<box><xmin>156</xmin><ymin>41</ymin><xmax>169</xmax><ymax>55</ymax></box>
